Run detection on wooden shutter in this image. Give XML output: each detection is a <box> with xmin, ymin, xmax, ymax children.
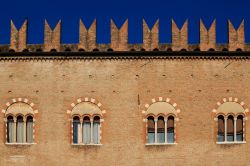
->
<box><xmin>227</xmin><ymin>117</ymin><xmax>234</xmax><ymax>134</ymax></box>
<box><xmin>218</xmin><ymin>118</ymin><xmax>225</xmax><ymax>134</ymax></box>
<box><xmin>157</xmin><ymin>118</ymin><xmax>165</xmax><ymax>133</ymax></box>
<box><xmin>147</xmin><ymin>118</ymin><xmax>155</xmax><ymax>133</ymax></box>
<box><xmin>236</xmin><ymin>117</ymin><xmax>243</xmax><ymax>133</ymax></box>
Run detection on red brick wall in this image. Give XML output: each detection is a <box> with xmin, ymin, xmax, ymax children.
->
<box><xmin>0</xmin><ymin>57</ymin><xmax>249</xmax><ymax>165</ymax></box>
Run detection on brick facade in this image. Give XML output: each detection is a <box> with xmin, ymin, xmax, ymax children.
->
<box><xmin>0</xmin><ymin>19</ymin><xmax>249</xmax><ymax>165</ymax></box>
<box><xmin>0</xmin><ymin>56</ymin><xmax>249</xmax><ymax>165</ymax></box>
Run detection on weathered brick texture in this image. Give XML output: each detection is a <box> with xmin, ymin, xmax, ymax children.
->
<box><xmin>228</xmin><ymin>20</ymin><xmax>245</xmax><ymax>51</ymax></box>
<box><xmin>10</xmin><ymin>20</ymin><xmax>27</xmax><ymax>52</ymax></box>
<box><xmin>172</xmin><ymin>19</ymin><xmax>188</xmax><ymax>51</ymax></box>
<box><xmin>0</xmin><ymin>57</ymin><xmax>249</xmax><ymax>165</ymax></box>
<box><xmin>78</xmin><ymin>19</ymin><xmax>96</xmax><ymax>51</ymax></box>
<box><xmin>143</xmin><ymin>19</ymin><xmax>159</xmax><ymax>51</ymax></box>
<box><xmin>44</xmin><ymin>20</ymin><xmax>61</xmax><ymax>52</ymax></box>
<box><xmin>200</xmin><ymin>19</ymin><xmax>216</xmax><ymax>51</ymax></box>
<box><xmin>110</xmin><ymin>19</ymin><xmax>128</xmax><ymax>51</ymax></box>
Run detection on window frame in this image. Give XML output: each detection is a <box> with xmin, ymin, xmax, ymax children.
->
<box><xmin>143</xmin><ymin>97</ymin><xmax>180</xmax><ymax>146</ymax></box>
<box><xmin>2</xmin><ymin>98</ymin><xmax>38</xmax><ymax>146</ymax></box>
<box><xmin>213</xmin><ymin>97</ymin><xmax>248</xmax><ymax>145</ymax></box>
<box><xmin>68</xmin><ymin>98</ymin><xmax>105</xmax><ymax>146</ymax></box>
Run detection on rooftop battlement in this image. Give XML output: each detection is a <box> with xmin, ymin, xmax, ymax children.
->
<box><xmin>1</xmin><ymin>19</ymin><xmax>249</xmax><ymax>53</ymax></box>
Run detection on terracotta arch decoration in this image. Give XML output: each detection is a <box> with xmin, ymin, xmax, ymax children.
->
<box><xmin>66</xmin><ymin>97</ymin><xmax>106</xmax><ymax>117</ymax></box>
<box><xmin>212</xmin><ymin>97</ymin><xmax>249</xmax><ymax>117</ymax></box>
<box><xmin>142</xmin><ymin>97</ymin><xmax>180</xmax><ymax>120</ymax></box>
<box><xmin>2</xmin><ymin>98</ymin><xmax>38</xmax><ymax>116</ymax></box>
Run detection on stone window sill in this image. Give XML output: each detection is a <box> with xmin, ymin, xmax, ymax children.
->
<box><xmin>145</xmin><ymin>143</ymin><xmax>177</xmax><ymax>146</ymax></box>
<box><xmin>71</xmin><ymin>143</ymin><xmax>102</xmax><ymax>146</ymax></box>
<box><xmin>216</xmin><ymin>141</ymin><xmax>246</xmax><ymax>145</ymax></box>
<box><xmin>5</xmin><ymin>143</ymin><xmax>36</xmax><ymax>145</ymax></box>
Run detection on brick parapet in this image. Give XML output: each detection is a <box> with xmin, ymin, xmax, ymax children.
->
<box><xmin>0</xmin><ymin>19</ymin><xmax>249</xmax><ymax>52</ymax></box>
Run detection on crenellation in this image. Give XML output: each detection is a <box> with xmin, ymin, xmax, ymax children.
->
<box><xmin>228</xmin><ymin>20</ymin><xmax>245</xmax><ymax>51</ymax></box>
<box><xmin>78</xmin><ymin>19</ymin><xmax>96</xmax><ymax>51</ymax></box>
<box><xmin>143</xmin><ymin>19</ymin><xmax>159</xmax><ymax>51</ymax></box>
<box><xmin>200</xmin><ymin>19</ymin><xmax>216</xmax><ymax>51</ymax></box>
<box><xmin>0</xmin><ymin>19</ymin><xmax>248</xmax><ymax>53</ymax></box>
<box><xmin>10</xmin><ymin>20</ymin><xmax>27</xmax><ymax>52</ymax></box>
<box><xmin>110</xmin><ymin>19</ymin><xmax>128</xmax><ymax>51</ymax></box>
<box><xmin>172</xmin><ymin>19</ymin><xmax>188</xmax><ymax>51</ymax></box>
<box><xmin>44</xmin><ymin>20</ymin><xmax>61</xmax><ymax>52</ymax></box>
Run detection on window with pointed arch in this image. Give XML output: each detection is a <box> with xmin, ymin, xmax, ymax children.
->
<box><xmin>213</xmin><ymin>97</ymin><xmax>249</xmax><ymax>144</ymax></box>
<box><xmin>3</xmin><ymin>98</ymin><xmax>38</xmax><ymax>145</ymax></box>
<box><xmin>143</xmin><ymin>97</ymin><xmax>180</xmax><ymax>145</ymax></box>
<box><xmin>67</xmin><ymin>98</ymin><xmax>105</xmax><ymax>145</ymax></box>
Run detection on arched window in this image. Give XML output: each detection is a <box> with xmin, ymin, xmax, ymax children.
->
<box><xmin>93</xmin><ymin>116</ymin><xmax>100</xmax><ymax>144</ymax></box>
<box><xmin>213</xmin><ymin>98</ymin><xmax>248</xmax><ymax>144</ymax></box>
<box><xmin>3</xmin><ymin>99</ymin><xmax>37</xmax><ymax>144</ymax></box>
<box><xmin>227</xmin><ymin>115</ymin><xmax>234</xmax><ymax>142</ymax></box>
<box><xmin>143</xmin><ymin>97</ymin><xmax>180</xmax><ymax>145</ymax></box>
<box><xmin>217</xmin><ymin>115</ymin><xmax>224</xmax><ymax>142</ymax></box>
<box><xmin>7</xmin><ymin>116</ymin><xmax>14</xmax><ymax>143</ymax></box>
<box><xmin>147</xmin><ymin>116</ymin><xmax>155</xmax><ymax>143</ymax></box>
<box><xmin>16</xmin><ymin>116</ymin><xmax>24</xmax><ymax>143</ymax></box>
<box><xmin>157</xmin><ymin>116</ymin><xmax>165</xmax><ymax>143</ymax></box>
<box><xmin>68</xmin><ymin>98</ymin><xmax>106</xmax><ymax>145</ymax></box>
<box><xmin>72</xmin><ymin>116</ymin><xmax>80</xmax><ymax>144</ymax></box>
<box><xmin>83</xmin><ymin>116</ymin><xmax>91</xmax><ymax>144</ymax></box>
<box><xmin>26</xmin><ymin>116</ymin><xmax>33</xmax><ymax>143</ymax></box>
<box><xmin>236</xmin><ymin>115</ymin><xmax>243</xmax><ymax>141</ymax></box>
<box><xmin>167</xmin><ymin>116</ymin><xmax>175</xmax><ymax>143</ymax></box>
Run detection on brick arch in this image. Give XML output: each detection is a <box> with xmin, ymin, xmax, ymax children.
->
<box><xmin>66</xmin><ymin>97</ymin><xmax>106</xmax><ymax>118</ymax></box>
<box><xmin>2</xmin><ymin>98</ymin><xmax>38</xmax><ymax>117</ymax></box>
<box><xmin>142</xmin><ymin>97</ymin><xmax>180</xmax><ymax>119</ymax></box>
<box><xmin>212</xmin><ymin>97</ymin><xmax>249</xmax><ymax>116</ymax></box>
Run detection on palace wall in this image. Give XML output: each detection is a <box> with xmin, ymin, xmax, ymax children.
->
<box><xmin>0</xmin><ymin>57</ymin><xmax>249</xmax><ymax>165</ymax></box>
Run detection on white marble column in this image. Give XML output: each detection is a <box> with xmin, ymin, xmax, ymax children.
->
<box><xmin>154</xmin><ymin>118</ymin><xmax>158</xmax><ymax>143</ymax></box>
<box><xmin>224</xmin><ymin>117</ymin><xmax>227</xmax><ymax>142</ymax></box>
<box><xmin>13</xmin><ymin>117</ymin><xmax>16</xmax><ymax>143</ymax></box>
<box><xmin>164</xmin><ymin>118</ymin><xmax>167</xmax><ymax>143</ymax></box>
<box><xmin>90</xmin><ymin>118</ymin><xmax>94</xmax><ymax>144</ymax></box>
<box><xmin>23</xmin><ymin>118</ymin><xmax>26</xmax><ymax>143</ymax></box>
<box><xmin>79</xmin><ymin>119</ymin><xmax>83</xmax><ymax>144</ymax></box>
<box><xmin>234</xmin><ymin>117</ymin><xmax>237</xmax><ymax>142</ymax></box>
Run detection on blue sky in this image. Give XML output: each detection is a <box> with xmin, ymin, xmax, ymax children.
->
<box><xmin>0</xmin><ymin>0</ymin><xmax>249</xmax><ymax>44</ymax></box>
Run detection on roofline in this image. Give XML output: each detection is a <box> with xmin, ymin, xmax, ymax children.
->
<box><xmin>0</xmin><ymin>51</ymin><xmax>249</xmax><ymax>59</ymax></box>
